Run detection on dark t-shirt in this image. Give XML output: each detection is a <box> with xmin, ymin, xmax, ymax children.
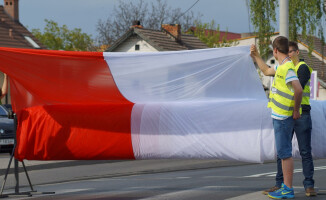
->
<box><xmin>297</xmin><ymin>63</ymin><xmax>311</xmax><ymax>113</ymax></box>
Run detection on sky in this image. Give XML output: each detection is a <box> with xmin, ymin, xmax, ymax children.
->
<box><xmin>3</xmin><ymin>0</ymin><xmax>325</xmax><ymax>40</ymax></box>
<box><xmin>1</xmin><ymin>0</ymin><xmax>254</xmax><ymax>39</ymax></box>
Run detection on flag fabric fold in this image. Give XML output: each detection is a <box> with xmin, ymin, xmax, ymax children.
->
<box><xmin>0</xmin><ymin>48</ymin><xmax>134</xmax><ymax>160</ymax></box>
<box><xmin>0</xmin><ymin>46</ymin><xmax>324</xmax><ymax>162</ymax></box>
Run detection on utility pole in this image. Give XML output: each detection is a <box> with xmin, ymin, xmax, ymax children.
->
<box><xmin>279</xmin><ymin>0</ymin><xmax>289</xmax><ymax>38</ymax></box>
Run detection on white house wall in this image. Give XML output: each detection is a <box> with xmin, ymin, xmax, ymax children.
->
<box><xmin>236</xmin><ymin>37</ymin><xmax>256</xmax><ymax>46</ymax></box>
<box><xmin>113</xmin><ymin>35</ymin><xmax>158</xmax><ymax>52</ymax></box>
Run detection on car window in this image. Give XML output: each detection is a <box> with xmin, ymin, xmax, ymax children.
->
<box><xmin>0</xmin><ymin>106</ymin><xmax>8</xmax><ymax>117</ymax></box>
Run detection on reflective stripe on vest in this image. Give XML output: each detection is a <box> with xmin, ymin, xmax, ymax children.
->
<box><xmin>268</xmin><ymin>61</ymin><xmax>297</xmax><ymax>116</ymax></box>
<box><xmin>295</xmin><ymin>61</ymin><xmax>312</xmax><ymax>105</ymax></box>
<box><xmin>271</xmin><ymin>87</ymin><xmax>294</xmax><ymax>100</ymax></box>
<box><xmin>269</xmin><ymin>97</ymin><xmax>294</xmax><ymax>111</ymax></box>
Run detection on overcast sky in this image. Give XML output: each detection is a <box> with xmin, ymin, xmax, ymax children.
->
<box><xmin>3</xmin><ymin>0</ymin><xmax>252</xmax><ymax>39</ymax></box>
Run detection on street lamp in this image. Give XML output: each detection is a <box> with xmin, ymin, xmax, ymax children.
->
<box><xmin>280</xmin><ymin>0</ymin><xmax>289</xmax><ymax>38</ymax></box>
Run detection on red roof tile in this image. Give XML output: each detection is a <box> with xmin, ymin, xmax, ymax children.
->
<box><xmin>188</xmin><ymin>27</ymin><xmax>242</xmax><ymax>41</ymax></box>
<box><xmin>107</xmin><ymin>27</ymin><xmax>208</xmax><ymax>52</ymax></box>
<box><xmin>0</xmin><ymin>6</ymin><xmax>45</xmax><ymax>49</ymax></box>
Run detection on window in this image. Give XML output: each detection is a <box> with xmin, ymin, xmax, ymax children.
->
<box><xmin>24</xmin><ymin>36</ymin><xmax>41</xmax><ymax>48</ymax></box>
<box><xmin>0</xmin><ymin>106</ymin><xmax>7</xmax><ymax>117</ymax></box>
<box><xmin>135</xmin><ymin>44</ymin><xmax>140</xmax><ymax>51</ymax></box>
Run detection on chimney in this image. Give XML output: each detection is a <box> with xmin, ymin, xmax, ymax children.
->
<box><xmin>4</xmin><ymin>0</ymin><xmax>19</xmax><ymax>22</ymax></box>
<box><xmin>9</xmin><ymin>28</ymin><xmax>13</xmax><ymax>38</ymax></box>
<box><xmin>162</xmin><ymin>24</ymin><xmax>181</xmax><ymax>41</ymax></box>
<box><xmin>130</xmin><ymin>20</ymin><xmax>143</xmax><ymax>29</ymax></box>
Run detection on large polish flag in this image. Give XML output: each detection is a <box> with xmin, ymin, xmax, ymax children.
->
<box><xmin>0</xmin><ymin>46</ymin><xmax>325</xmax><ymax>163</ymax></box>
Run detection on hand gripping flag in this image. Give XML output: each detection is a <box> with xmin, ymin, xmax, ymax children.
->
<box><xmin>0</xmin><ymin>46</ymin><xmax>325</xmax><ymax>162</ymax></box>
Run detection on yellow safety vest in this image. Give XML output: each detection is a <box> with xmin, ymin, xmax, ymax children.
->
<box><xmin>295</xmin><ymin>61</ymin><xmax>312</xmax><ymax>106</ymax></box>
<box><xmin>268</xmin><ymin>61</ymin><xmax>300</xmax><ymax>116</ymax></box>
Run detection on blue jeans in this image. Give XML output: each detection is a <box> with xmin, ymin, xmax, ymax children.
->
<box><xmin>273</xmin><ymin>117</ymin><xmax>295</xmax><ymax>159</ymax></box>
<box><xmin>275</xmin><ymin>113</ymin><xmax>314</xmax><ymax>189</ymax></box>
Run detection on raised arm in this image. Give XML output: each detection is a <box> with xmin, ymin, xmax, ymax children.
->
<box><xmin>250</xmin><ymin>44</ymin><xmax>276</xmax><ymax>76</ymax></box>
<box><xmin>1</xmin><ymin>73</ymin><xmax>8</xmax><ymax>99</ymax></box>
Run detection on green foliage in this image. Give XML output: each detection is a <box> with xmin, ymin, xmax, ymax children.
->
<box><xmin>249</xmin><ymin>0</ymin><xmax>278</xmax><ymax>59</ymax></box>
<box><xmin>250</xmin><ymin>0</ymin><xmax>324</xmax><ymax>58</ymax></box>
<box><xmin>188</xmin><ymin>21</ymin><xmax>238</xmax><ymax>48</ymax></box>
<box><xmin>32</xmin><ymin>19</ymin><xmax>94</xmax><ymax>51</ymax></box>
<box><xmin>289</xmin><ymin>0</ymin><xmax>324</xmax><ymax>52</ymax></box>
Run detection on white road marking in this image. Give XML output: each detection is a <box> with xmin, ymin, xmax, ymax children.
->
<box><xmin>245</xmin><ymin>166</ymin><xmax>326</xmax><ymax>178</ymax></box>
<box><xmin>130</xmin><ymin>186</ymin><xmax>162</xmax><ymax>189</ymax></box>
<box><xmin>55</xmin><ymin>188</ymin><xmax>93</xmax><ymax>194</ymax></box>
<box><xmin>314</xmin><ymin>166</ymin><xmax>326</xmax><ymax>170</ymax></box>
<box><xmin>140</xmin><ymin>186</ymin><xmax>240</xmax><ymax>200</ymax></box>
<box><xmin>244</xmin><ymin>171</ymin><xmax>277</xmax><ymax>178</ymax></box>
<box><xmin>203</xmin><ymin>175</ymin><xmax>234</xmax><ymax>178</ymax></box>
<box><xmin>225</xmin><ymin>191</ymin><xmax>269</xmax><ymax>200</ymax></box>
<box><xmin>225</xmin><ymin>187</ymin><xmax>307</xmax><ymax>200</ymax></box>
<box><xmin>176</xmin><ymin>176</ymin><xmax>191</xmax><ymax>179</ymax></box>
<box><xmin>109</xmin><ymin>176</ymin><xmax>191</xmax><ymax>180</ymax></box>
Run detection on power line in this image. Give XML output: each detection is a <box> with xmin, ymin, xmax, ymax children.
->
<box><xmin>177</xmin><ymin>0</ymin><xmax>200</xmax><ymax>20</ymax></box>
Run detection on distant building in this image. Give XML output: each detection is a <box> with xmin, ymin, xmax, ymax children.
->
<box><xmin>0</xmin><ymin>0</ymin><xmax>45</xmax><ymax>49</ymax></box>
<box><xmin>0</xmin><ymin>0</ymin><xmax>46</xmax><ymax>104</ymax></box>
<box><xmin>187</xmin><ymin>26</ymin><xmax>242</xmax><ymax>41</ymax></box>
<box><xmin>107</xmin><ymin>22</ymin><xmax>326</xmax><ymax>100</ymax></box>
<box><xmin>106</xmin><ymin>22</ymin><xmax>208</xmax><ymax>52</ymax></box>
<box><xmin>235</xmin><ymin>33</ymin><xmax>326</xmax><ymax>100</ymax></box>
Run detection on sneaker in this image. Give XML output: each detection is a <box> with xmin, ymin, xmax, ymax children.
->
<box><xmin>305</xmin><ymin>187</ymin><xmax>317</xmax><ymax>197</ymax></box>
<box><xmin>268</xmin><ymin>183</ymin><xmax>294</xmax><ymax>199</ymax></box>
<box><xmin>262</xmin><ymin>186</ymin><xmax>281</xmax><ymax>195</ymax></box>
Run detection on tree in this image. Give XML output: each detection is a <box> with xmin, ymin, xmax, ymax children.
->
<box><xmin>187</xmin><ymin>21</ymin><xmax>239</xmax><ymax>48</ymax></box>
<box><xmin>249</xmin><ymin>0</ymin><xmax>278</xmax><ymax>59</ymax></box>
<box><xmin>32</xmin><ymin>19</ymin><xmax>94</xmax><ymax>51</ymax></box>
<box><xmin>249</xmin><ymin>0</ymin><xmax>324</xmax><ymax>58</ymax></box>
<box><xmin>288</xmin><ymin>0</ymin><xmax>325</xmax><ymax>51</ymax></box>
<box><xmin>96</xmin><ymin>0</ymin><xmax>201</xmax><ymax>46</ymax></box>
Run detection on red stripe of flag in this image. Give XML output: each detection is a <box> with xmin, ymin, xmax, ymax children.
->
<box><xmin>0</xmin><ymin>47</ymin><xmax>135</xmax><ymax>160</ymax></box>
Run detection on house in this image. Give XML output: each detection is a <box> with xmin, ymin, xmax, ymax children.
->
<box><xmin>187</xmin><ymin>26</ymin><xmax>242</xmax><ymax>42</ymax></box>
<box><xmin>235</xmin><ymin>33</ymin><xmax>326</xmax><ymax>100</ymax></box>
<box><xmin>106</xmin><ymin>22</ymin><xmax>208</xmax><ymax>52</ymax></box>
<box><xmin>0</xmin><ymin>0</ymin><xmax>45</xmax><ymax>49</ymax></box>
<box><xmin>107</xmin><ymin>22</ymin><xmax>326</xmax><ymax>100</ymax></box>
<box><xmin>0</xmin><ymin>0</ymin><xmax>45</xmax><ymax>104</ymax></box>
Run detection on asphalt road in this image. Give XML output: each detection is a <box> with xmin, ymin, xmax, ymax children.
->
<box><xmin>0</xmin><ymin>154</ymin><xmax>325</xmax><ymax>200</ymax></box>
